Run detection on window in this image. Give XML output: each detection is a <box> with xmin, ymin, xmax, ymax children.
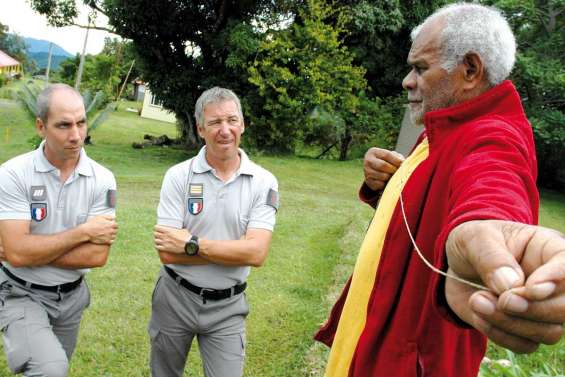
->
<box><xmin>150</xmin><ymin>93</ymin><xmax>164</xmax><ymax>107</ymax></box>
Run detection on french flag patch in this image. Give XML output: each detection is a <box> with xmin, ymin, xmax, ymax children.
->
<box><xmin>188</xmin><ymin>198</ymin><xmax>203</xmax><ymax>215</ymax></box>
<box><xmin>31</xmin><ymin>203</ymin><xmax>47</xmax><ymax>222</ymax></box>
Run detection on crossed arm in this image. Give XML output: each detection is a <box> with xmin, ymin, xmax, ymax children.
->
<box><xmin>154</xmin><ymin>225</ymin><xmax>273</xmax><ymax>267</ymax></box>
<box><xmin>0</xmin><ymin>215</ymin><xmax>118</xmax><ymax>269</ymax></box>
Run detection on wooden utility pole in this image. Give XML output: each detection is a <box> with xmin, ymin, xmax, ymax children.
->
<box><xmin>116</xmin><ymin>59</ymin><xmax>135</xmax><ymax>102</ymax></box>
<box><xmin>45</xmin><ymin>42</ymin><xmax>53</xmax><ymax>86</ymax></box>
<box><xmin>75</xmin><ymin>18</ymin><xmax>91</xmax><ymax>90</ymax></box>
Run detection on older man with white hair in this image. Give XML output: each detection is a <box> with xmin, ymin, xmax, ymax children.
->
<box><xmin>315</xmin><ymin>3</ymin><xmax>565</xmax><ymax>377</ymax></box>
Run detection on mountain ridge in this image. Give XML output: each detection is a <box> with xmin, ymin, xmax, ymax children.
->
<box><xmin>23</xmin><ymin>36</ymin><xmax>72</xmax><ymax>57</ymax></box>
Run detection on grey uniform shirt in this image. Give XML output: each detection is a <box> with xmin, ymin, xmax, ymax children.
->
<box><xmin>157</xmin><ymin>146</ymin><xmax>278</xmax><ymax>289</ymax></box>
<box><xmin>0</xmin><ymin>141</ymin><xmax>117</xmax><ymax>285</ymax></box>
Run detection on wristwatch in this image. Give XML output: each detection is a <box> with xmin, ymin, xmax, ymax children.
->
<box><xmin>184</xmin><ymin>235</ymin><xmax>199</xmax><ymax>256</ymax></box>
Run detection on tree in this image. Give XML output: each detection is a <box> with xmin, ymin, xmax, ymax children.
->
<box><xmin>336</xmin><ymin>0</ymin><xmax>449</xmax><ymax>97</ymax></box>
<box><xmin>248</xmin><ymin>0</ymin><xmax>369</xmax><ymax>159</ymax></box>
<box><xmin>484</xmin><ymin>0</ymin><xmax>565</xmax><ymax>189</ymax></box>
<box><xmin>56</xmin><ymin>38</ymin><xmax>138</xmax><ymax>101</ymax></box>
<box><xmin>29</xmin><ymin>0</ymin><xmax>299</xmax><ymax>148</ymax></box>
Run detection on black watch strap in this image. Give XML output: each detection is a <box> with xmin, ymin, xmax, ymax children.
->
<box><xmin>185</xmin><ymin>235</ymin><xmax>199</xmax><ymax>256</ymax></box>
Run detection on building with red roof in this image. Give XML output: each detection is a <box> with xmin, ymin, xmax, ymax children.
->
<box><xmin>0</xmin><ymin>50</ymin><xmax>22</xmax><ymax>77</ymax></box>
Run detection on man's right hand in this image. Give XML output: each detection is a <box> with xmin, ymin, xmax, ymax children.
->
<box><xmin>445</xmin><ymin>220</ymin><xmax>565</xmax><ymax>353</ymax></box>
<box><xmin>363</xmin><ymin>148</ymin><xmax>405</xmax><ymax>191</ymax></box>
<box><xmin>81</xmin><ymin>215</ymin><xmax>118</xmax><ymax>245</ymax></box>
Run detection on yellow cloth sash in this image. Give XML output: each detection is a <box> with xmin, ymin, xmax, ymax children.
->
<box><xmin>324</xmin><ymin>139</ymin><xmax>429</xmax><ymax>377</ymax></box>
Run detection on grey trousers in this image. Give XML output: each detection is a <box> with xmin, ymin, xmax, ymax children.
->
<box><xmin>0</xmin><ymin>271</ymin><xmax>90</xmax><ymax>377</ymax></box>
<box><xmin>149</xmin><ymin>268</ymin><xmax>249</xmax><ymax>377</ymax></box>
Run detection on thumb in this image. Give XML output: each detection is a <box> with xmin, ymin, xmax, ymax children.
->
<box><xmin>446</xmin><ymin>220</ymin><xmax>526</xmax><ymax>294</ymax></box>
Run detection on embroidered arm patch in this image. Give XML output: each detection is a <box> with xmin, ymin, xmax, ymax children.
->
<box><xmin>266</xmin><ymin>188</ymin><xmax>279</xmax><ymax>211</ymax></box>
<box><xmin>107</xmin><ymin>189</ymin><xmax>117</xmax><ymax>208</ymax></box>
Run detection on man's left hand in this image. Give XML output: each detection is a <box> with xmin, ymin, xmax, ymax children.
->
<box><xmin>445</xmin><ymin>220</ymin><xmax>565</xmax><ymax>353</ymax></box>
<box><xmin>154</xmin><ymin>225</ymin><xmax>190</xmax><ymax>254</ymax></box>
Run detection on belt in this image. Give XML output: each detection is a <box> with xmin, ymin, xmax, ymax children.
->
<box><xmin>1</xmin><ymin>265</ymin><xmax>83</xmax><ymax>293</ymax></box>
<box><xmin>164</xmin><ymin>266</ymin><xmax>246</xmax><ymax>302</ymax></box>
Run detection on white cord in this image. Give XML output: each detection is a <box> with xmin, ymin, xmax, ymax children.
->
<box><xmin>398</xmin><ymin>188</ymin><xmax>491</xmax><ymax>292</ymax></box>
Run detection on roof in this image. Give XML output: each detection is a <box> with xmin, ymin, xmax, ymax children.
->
<box><xmin>0</xmin><ymin>50</ymin><xmax>21</xmax><ymax>68</ymax></box>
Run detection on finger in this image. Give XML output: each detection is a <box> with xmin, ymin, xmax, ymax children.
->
<box><xmin>365</xmin><ymin>170</ymin><xmax>392</xmax><ymax>183</ymax></box>
<box><xmin>446</xmin><ymin>220</ymin><xmax>527</xmax><ymax>294</ymax></box>
<box><xmin>365</xmin><ymin>181</ymin><xmax>385</xmax><ymax>191</ymax></box>
<box><xmin>498</xmin><ymin>287</ymin><xmax>565</xmax><ymax>323</ymax></box>
<box><xmin>521</xmin><ymin>229</ymin><xmax>565</xmax><ymax>299</ymax></box>
<box><xmin>367</xmin><ymin>148</ymin><xmax>405</xmax><ymax>168</ymax></box>
<box><xmin>154</xmin><ymin>226</ymin><xmax>167</xmax><ymax>235</ymax></box>
<box><xmin>470</xmin><ymin>291</ymin><xmax>563</xmax><ymax>345</ymax></box>
<box><xmin>365</xmin><ymin>177</ymin><xmax>387</xmax><ymax>191</ymax></box>
<box><xmin>444</xmin><ymin>269</ymin><xmax>478</xmax><ymax>325</ymax></box>
<box><xmin>471</xmin><ymin>314</ymin><xmax>540</xmax><ymax>354</ymax></box>
<box><xmin>366</xmin><ymin>156</ymin><xmax>400</xmax><ymax>175</ymax></box>
<box><xmin>391</xmin><ymin>151</ymin><xmax>405</xmax><ymax>161</ymax></box>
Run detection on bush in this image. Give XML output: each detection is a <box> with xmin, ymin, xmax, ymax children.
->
<box><xmin>529</xmin><ymin>110</ymin><xmax>565</xmax><ymax>190</ymax></box>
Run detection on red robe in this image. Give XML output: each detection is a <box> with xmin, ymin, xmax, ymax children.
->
<box><xmin>315</xmin><ymin>81</ymin><xmax>539</xmax><ymax>377</ymax></box>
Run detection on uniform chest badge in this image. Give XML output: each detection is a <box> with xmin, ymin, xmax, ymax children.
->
<box><xmin>31</xmin><ymin>203</ymin><xmax>48</xmax><ymax>222</ymax></box>
<box><xmin>189</xmin><ymin>184</ymin><xmax>203</xmax><ymax>197</ymax></box>
<box><xmin>31</xmin><ymin>186</ymin><xmax>47</xmax><ymax>201</ymax></box>
<box><xmin>188</xmin><ymin>198</ymin><xmax>203</xmax><ymax>215</ymax></box>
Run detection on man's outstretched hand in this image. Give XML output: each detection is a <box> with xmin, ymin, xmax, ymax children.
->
<box><xmin>445</xmin><ymin>220</ymin><xmax>565</xmax><ymax>353</ymax></box>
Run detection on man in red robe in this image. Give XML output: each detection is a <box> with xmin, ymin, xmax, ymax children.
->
<box><xmin>315</xmin><ymin>3</ymin><xmax>565</xmax><ymax>377</ymax></box>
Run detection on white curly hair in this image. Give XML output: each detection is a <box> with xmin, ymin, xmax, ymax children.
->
<box><xmin>411</xmin><ymin>3</ymin><xmax>516</xmax><ymax>85</ymax></box>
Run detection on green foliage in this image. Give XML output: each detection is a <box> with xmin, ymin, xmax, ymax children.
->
<box><xmin>29</xmin><ymin>0</ymin><xmax>79</xmax><ymax>28</ymax></box>
<box><xmin>479</xmin><ymin>347</ymin><xmax>565</xmax><ymax>377</ymax></box>
<box><xmin>248</xmin><ymin>0</ymin><xmax>368</xmax><ymax>158</ymax></box>
<box><xmin>56</xmin><ymin>38</ymin><xmax>137</xmax><ymax>101</ymax></box>
<box><xmin>16</xmin><ymin>81</ymin><xmax>43</xmax><ymax>119</ymax></box>
<box><xmin>485</xmin><ymin>0</ymin><xmax>565</xmax><ymax>189</ymax></box>
<box><xmin>15</xmin><ymin>82</ymin><xmax>113</xmax><ymax>140</ymax></box>
<box><xmin>93</xmin><ymin>0</ymin><xmax>287</xmax><ymax>147</ymax></box>
<box><xmin>337</xmin><ymin>0</ymin><xmax>449</xmax><ymax>97</ymax></box>
<box><xmin>529</xmin><ymin>110</ymin><xmax>565</xmax><ymax>188</ymax></box>
<box><xmin>0</xmin><ymin>75</ymin><xmax>5</xmax><ymax>88</ymax></box>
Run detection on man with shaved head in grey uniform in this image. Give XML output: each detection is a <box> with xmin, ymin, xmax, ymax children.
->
<box><xmin>150</xmin><ymin>87</ymin><xmax>279</xmax><ymax>377</ymax></box>
<box><xmin>0</xmin><ymin>83</ymin><xmax>118</xmax><ymax>376</ymax></box>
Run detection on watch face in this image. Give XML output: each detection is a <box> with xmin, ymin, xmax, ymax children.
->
<box><xmin>185</xmin><ymin>238</ymin><xmax>198</xmax><ymax>255</ymax></box>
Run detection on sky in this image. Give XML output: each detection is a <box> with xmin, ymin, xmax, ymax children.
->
<box><xmin>0</xmin><ymin>0</ymin><xmax>119</xmax><ymax>55</ymax></box>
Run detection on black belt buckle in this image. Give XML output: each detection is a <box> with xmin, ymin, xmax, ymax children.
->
<box><xmin>200</xmin><ymin>288</ymin><xmax>216</xmax><ymax>303</ymax></box>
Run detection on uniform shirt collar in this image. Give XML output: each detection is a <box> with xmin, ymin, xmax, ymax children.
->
<box><xmin>193</xmin><ymin>146</ymin><xmax>255</xmax><ymax>177</ymax></box>
<box><xmin>33</xmin><ymin>140</ymin><xmax>93</xmax><ymax>176</ymax></box>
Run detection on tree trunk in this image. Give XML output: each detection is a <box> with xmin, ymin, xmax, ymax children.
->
<box><xmin>177</xmin><ymin>111</ymin><xmax>200</xmax><ymax>149</ymax></box>
<box><xmin>339</xmin><ymin>129</ymin><xmax>352</xmax><ymax>161</ymax></box>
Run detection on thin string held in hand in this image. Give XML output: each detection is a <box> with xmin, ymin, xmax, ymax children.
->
<box><xmin>398</xmin><ymin>183</ymin><xmax>491</xmax><ymax>292</ymax></box>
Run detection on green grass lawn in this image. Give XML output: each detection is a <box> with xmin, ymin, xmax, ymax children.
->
<box><xmin>0</xmin><ymin>98</ymin><xmax>563</xmax><ymax>376</ymax></box>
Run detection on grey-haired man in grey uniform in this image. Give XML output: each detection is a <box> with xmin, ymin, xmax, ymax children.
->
<box><xmin>0</xmin><ymin>83</ymin><xmax>118</xmax><ymax>376</ymax></box>
<box><xmin>150</xmin><ymin>87</ymin><xmax>279</xmax><ymax>377</ymax></box>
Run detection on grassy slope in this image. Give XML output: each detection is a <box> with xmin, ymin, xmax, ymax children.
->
<box><xmin>0</xmin><ymin>98</ymin><xmax>563</xmax><ymax>376</ymax></box>
<box><xmin>0</xmin><ymin>100</ymin><xmax>372</xmax><ymax>376</ymax></box>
